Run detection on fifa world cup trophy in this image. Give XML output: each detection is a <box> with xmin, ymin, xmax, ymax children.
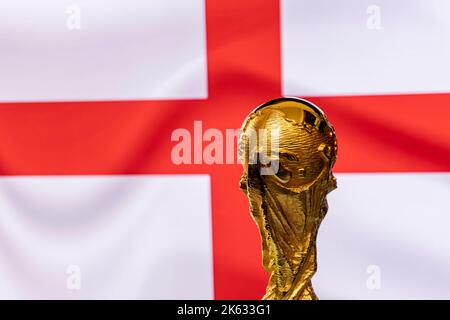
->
<box><xmin>238</xmin><ymin>97</ymin><xmax>338</xmax><ymax>300</ymax></box>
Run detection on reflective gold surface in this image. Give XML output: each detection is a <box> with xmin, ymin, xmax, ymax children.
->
<box><xmin>238</xmin><ymin>97</ymin><xmax>338</xmax><ymax>300</ymax></box>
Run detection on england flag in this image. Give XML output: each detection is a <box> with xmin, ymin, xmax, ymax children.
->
<box><xmin>0</xmin><ymin>0</ymin><xmax>449</xmax><ymax>299</ymax></box>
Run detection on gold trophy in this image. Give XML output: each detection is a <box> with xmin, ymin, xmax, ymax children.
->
<box><xmin>238</xmin><ymin>97</ymin><xmax>338</xmax><ymax>300</ymax></box>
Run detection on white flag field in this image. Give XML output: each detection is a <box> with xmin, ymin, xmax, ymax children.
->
<box><xmin>0</xmin><ymin>0</ymin><xmax>449</xmax><ymax>299</ymax></box>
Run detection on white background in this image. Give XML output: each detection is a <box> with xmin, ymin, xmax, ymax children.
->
<box><xmin>0</xmin><ymin>175</ymin><xmax>213</xmax><ymax>299</ymax></box>
<box><xmin>0</xmin><ymin>0</ymin><xmax>207</xmax><ymax>102</ymax></box>
<box><xmin>316</xmin><ymin>173</ymin><xmax>450</xmax><ymax>299</ymax></box>
<box><xmin>282</xmin><ymin>0</ymin><xmax>450</xmax><ymax>96</ymax></box>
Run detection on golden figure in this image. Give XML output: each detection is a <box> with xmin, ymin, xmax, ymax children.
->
<box><xmin>238</xmin><ymin>97</ymin><xmax>338</xmax><ymax>300</ymax></box>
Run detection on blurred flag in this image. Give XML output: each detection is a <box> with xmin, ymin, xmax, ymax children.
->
<box><xmin>0</xmin><ymin>0</ymin><xmax>449</xmax><ymax>299</ymax></box>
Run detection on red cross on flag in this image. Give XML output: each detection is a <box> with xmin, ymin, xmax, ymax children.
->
<box><xmin>0</xmin><ymin>0</ymin><xmax>449</xmax><ymax>299</ymax></box>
